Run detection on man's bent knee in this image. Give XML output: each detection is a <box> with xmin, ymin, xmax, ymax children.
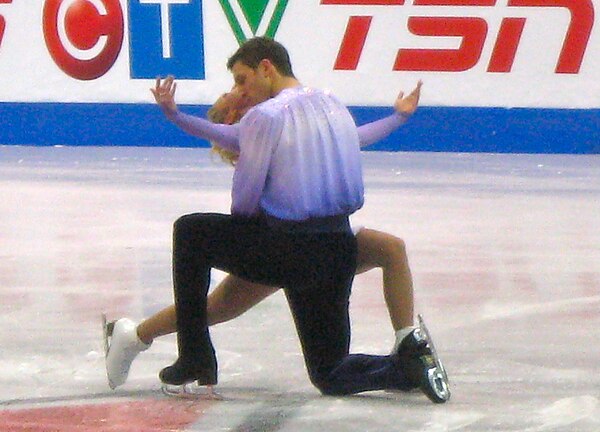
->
<box><xmin>173</xmin><ymin>213</ymin><xmax>196</xmax><ymax>234</ymax></box>
<box><xmin>310</xmin><ymin>374</ymin><xmax>351</xmax><ymax>396</ymax></box>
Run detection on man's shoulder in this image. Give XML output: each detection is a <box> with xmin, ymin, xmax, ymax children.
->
<box><xmin>242</xmin><ymin>88</ymin><xmax>298</xmax><ymax>121</ymax></box>
<box><xmin>264</xmin><ymin>87</ymin><xmax>308</xmax><ymax>110</ymax></box>
<box><xmin>243</xmin><ymin>87</ymin><xmax>345</xmax><ymax>126</ymax></box>
<box><xmin>256</xmin><ymin>87</ymin><xmax>339</xmax><ymax>113</ymax></box>
<box><xmin>242</xmin><ymin>102</ymin><xmax>279</xmax><ymax>125</ymax></box>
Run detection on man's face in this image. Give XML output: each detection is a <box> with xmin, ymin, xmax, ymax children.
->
<box><xmin>230</xmin><ymin>60</ymin><xmax>271</xmax><ymax>108</ymax></box>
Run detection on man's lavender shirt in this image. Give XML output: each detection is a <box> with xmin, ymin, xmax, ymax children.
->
<box><xmin>231</xmin><ymin>86</ymin><xmax>364</xmax><ymax>219</ymax></box>
<box><xmin>164</xmin><ymin>87</ymin><xmax>409</xmax><ymax>220</ymax></box>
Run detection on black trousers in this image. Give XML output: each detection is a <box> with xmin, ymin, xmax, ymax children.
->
<box><xmin>171</xmin><ymin>213</ymin><xmax>409</xmax><ymax>394</ymax></box>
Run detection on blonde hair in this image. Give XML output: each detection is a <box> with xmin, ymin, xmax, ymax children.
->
<box><xmin>207</xmin><ymin>103</ymin><xmax>241</xmax><ymax>166</ymax></box>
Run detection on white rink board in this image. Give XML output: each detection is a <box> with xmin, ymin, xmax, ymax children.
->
<box><xmin>0</xmin><ymin>0</ymin><xmax>598</xmax><ymax>108</ymax></box>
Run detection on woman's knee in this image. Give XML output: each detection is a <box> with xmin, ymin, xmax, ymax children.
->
<box><xmin>388</xmin><ymin>236</ymin><xmax>407</xmax><ymax>258</ymax></box>
<box><xmin>378</xmin><ymin>235</ymin><xmax>408</xmax><ymax>268</ymax></box>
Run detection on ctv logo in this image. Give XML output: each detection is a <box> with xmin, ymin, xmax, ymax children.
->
<box><xmin>217</xmin><ymin>0</ymin><xmax>289</xmax><ymax>44</ymax></box>
<box><xmin>323</xmin><ymin>0</ymin><xmax>595</xmax><ymax>74</ymax></box>
<box><xmin>41</xmin><ymin>0</ymin><xmax>288</xmax><ymax>81</ymax></box>
<box><xmin>43</xmin><ymin>0</ymin><xmax>205</xmax><ymax>80</ymax></box>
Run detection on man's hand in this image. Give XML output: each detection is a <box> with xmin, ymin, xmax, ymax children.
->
<box><xmin>394</xmin><ymin>80</ymin><xmax>423</xmax><ymax>117</ymax></box>
<box><xmin>151</xmin><ymin>75</ymin><xmax>178</xmax><ymax>115</ymax></box>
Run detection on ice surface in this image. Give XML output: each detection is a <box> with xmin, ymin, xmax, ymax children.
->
<box><xmin>1</xmin><ymin>146</ymin><xmax>599</xmax><ymax>431</ymax></box>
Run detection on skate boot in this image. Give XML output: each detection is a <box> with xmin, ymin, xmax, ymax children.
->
<box><xmin>396</xmin><ymin>314</ymin><xmax>450</xmax><ymax>403</ymax></box>
<box><xmin>159</xmin><ymin>358</ymin><xmax>217</xmax><ymax>386</ymax></box>
<box><xmin>104</xmin><ymin>316</ymin><xmax>150</xmax><ymax>389</ymax></box>
<box><xmin>159</xmin><ymin>357</ymin><xmax>218</xmax><ymax>399</ymax></box>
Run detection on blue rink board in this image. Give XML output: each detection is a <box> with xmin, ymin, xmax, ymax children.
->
<box><xmin>1</xmin><ymin>102</ymin><xmax>598</xmax><ymax>154</ymax></box>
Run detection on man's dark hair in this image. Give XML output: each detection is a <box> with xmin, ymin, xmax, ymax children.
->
<box><xmin>227</xmin><ymin>37</ymin><xmax>295</xmax><ymax>77</ymax></box>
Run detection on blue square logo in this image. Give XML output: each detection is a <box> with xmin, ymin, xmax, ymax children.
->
<box><xmin>128</xmin><ymin>0</ymin><xmax>205</xmax><ymax>79</ymax></box>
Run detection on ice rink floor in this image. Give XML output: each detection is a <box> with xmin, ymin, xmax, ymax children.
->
<box><xmin>1</xmin><ymin>145</ymin><xmax>599</xmax><ymax>431</ymax></box>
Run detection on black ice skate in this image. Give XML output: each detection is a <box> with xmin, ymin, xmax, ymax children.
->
<box><xmin>159</xmin><ymin>361</ymin><xmax>217</xmax><ymax>385</ymax></box>
<box><xmin>159</xmin><ymin>359</ymin><xmax>219</xmax><ymax>400</ymax></box>
<box><xmin>396</xmin><ymin>314</ymin><xmax>450</xmax><ymax>403</ymax></box>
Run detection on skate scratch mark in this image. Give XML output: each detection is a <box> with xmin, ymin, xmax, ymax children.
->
<box><xmin>0</xmin><ymin>390</ymin><xmax>158</xmax><ymax>407</ymax></box>
<box><xmin>480</xmin><ymin>295</ymin><xmax>600</xmax><ymax>321</ymax></box>
<box><xmin>521</xmin><ymin>396</ymin><xmax>600</xmax><ymax>431</ymax></box>
<box><xmin>232</xmin><ymin>397</ymin><xmax>308</xmax><ymax>432</ymax></box>
<box><xmin>444</xmin><ymin>295</ymin><xmax>600</xmax><ymax>332</ymax></box>
<box><xmin>410</xmin><ymin>411</ymin><xmax>485</xmax><ymax>432</ymax></box>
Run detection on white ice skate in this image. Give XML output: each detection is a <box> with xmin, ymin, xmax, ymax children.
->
<box><xmin>102</xmin><ymin>315</ymin><xmax>150</xmax><ymax>389</ymax></box>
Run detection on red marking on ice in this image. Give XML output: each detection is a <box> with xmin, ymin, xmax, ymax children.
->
<box><xmin>0</xmin><ymin>398</ymin><xmax>216</xmax><ymax>431</ymax></box>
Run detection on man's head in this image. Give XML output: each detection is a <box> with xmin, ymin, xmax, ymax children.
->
<box><xmin>226</xmin><ymin>37</ymin><xmax>295</xmax><ymax>107</ymax></box>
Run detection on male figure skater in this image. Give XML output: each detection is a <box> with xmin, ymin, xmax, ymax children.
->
<box><xmin>148</xmin><ymin>37</ymin><xmax>449</xmax><ymax>401</ymax></box>
<box><xmin>106</xmin><ymin>85</ymin><xmax>444</xmax><ymax>400</ymax></box>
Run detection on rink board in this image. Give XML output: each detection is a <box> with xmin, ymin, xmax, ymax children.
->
<box><xmin>1</xmin><ymin>102</ymin><xmax>598</xmax><ymax>154</ymax></box>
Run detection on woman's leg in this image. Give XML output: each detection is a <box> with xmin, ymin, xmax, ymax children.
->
<box><xmin>355</xmin><ymin>228</ymin><xmax>414</xmax><ymax>331</ymax></box>
<box><xmin>106</xmin><ymin>275</ymin><xmax>278</xmax><ymax>388</ymax></box>
<box><xmin>137</xmin><ymin>275</ymin><xmax>279</xmax><ymax>344</ymax></box>
<box><xmin>207</xmin><ymin>276</ymin><xmax>279</xmax><ymax>326</ymax></box>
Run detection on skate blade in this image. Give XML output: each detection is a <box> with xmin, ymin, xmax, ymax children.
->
<box><xmin>161</xmin><ymin>383</ymin><xmax>223</xmax><ymax>400</ymax></box>
<box><xmin>417</xmin><ymin>314</ymin><xmax>449</xmax><ymax>383</ymax></box>
<box><xmin>101</xmin><ymin>314</ymin><xmax>116</xmax><ymax>357</ymax></box>
<box><xmin>418</xmin><ymin>314</ymin><xmax>451</xmax><ymax>403</ymax></box>
<box><xmin>425</xmin><ymin>367</ymin><xmax>451</xmax><ymax>403</ymax></box>
<box><xmin>102</xmin><ymin>313</ymin><xmax>121</xmax><ymax>390</ymax></box>
<box><xmin>101</xmin><ymin>313</ymin><xmax>109</xmax><ymax>358</ymax></box>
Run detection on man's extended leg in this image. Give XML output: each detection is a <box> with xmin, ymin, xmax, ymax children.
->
<box><xmin>159</xmin><ymin>213</ymin><xmax>219</xmax><ymax>386</ymax></box>
<box><xmin>159</xmin><ymin>213</ymin><xmax>294</xmax><ymax>387</ymax></box>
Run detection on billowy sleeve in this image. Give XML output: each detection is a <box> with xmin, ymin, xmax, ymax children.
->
<box><xmin>165</xmin><ymin>110</ymin><xmax>240</xmax><ymax>154</ymax></box>
<box><xmin>357</xmin><ymin>112</ymin><xmax>409</xmax><ymax>148</ymax></box>
<box><xmin>231</xmin><ymin>109</ymin><xmax>282</xmax><ymax>216</ymax></box>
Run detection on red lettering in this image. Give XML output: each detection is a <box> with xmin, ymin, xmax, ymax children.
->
<box><xmin>321</xmin><ymin>0</ymin><xmax>404</xmax><ymax>70</ymax></box>
<box><xmin>334</xmin><ymin>16</ymin><xmax>372</xmax><ymax>70</ymax></box>
<box><xmin>323</xmin><ymin>0</ymin><xmax>594</xmax><ymax>74</ymax></box>
<box><xmin>0</xmin><ymin>0</ymin><xmax>11</xmax><ymax>49</ymax></box>
<box><xmin>414</xmin><ymin>0</ymin><xmax>495</xmax><ymax>5</ymax></box>
<box><xmin>508</xmin><ymin>0</ymin><xmax>594</xmax><ymax>73</ymax></box>
<box><xmin>394</xmin><ymin>17</ymin><xmax>488</xmax><ymax>71</ymax></box>
<box><xmin>487</xmin><ymin>18</ymin><xmax>525</xmax><ymax>72</ymax></box>
<box><xmin>321</xmin><ymin>0</ymin><xmax>403</xmax><ymax>4</ymax></box>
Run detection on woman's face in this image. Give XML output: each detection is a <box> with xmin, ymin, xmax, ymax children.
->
<box><xmin>214</xmin><ymin>86</ymin><xmax>254</xmax><ymax>124</ymax></box>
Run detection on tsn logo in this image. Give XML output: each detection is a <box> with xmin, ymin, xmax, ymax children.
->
<box><xmin>322</xmin><ymin>0</ymin><xmax>595</xmax><ymax>74</ymax></box>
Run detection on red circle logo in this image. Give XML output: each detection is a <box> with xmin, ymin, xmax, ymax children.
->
<box><xmin>43</xmin><ymin>0</ymin><xmax>124</xmax><ymax>80</ymax></box>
